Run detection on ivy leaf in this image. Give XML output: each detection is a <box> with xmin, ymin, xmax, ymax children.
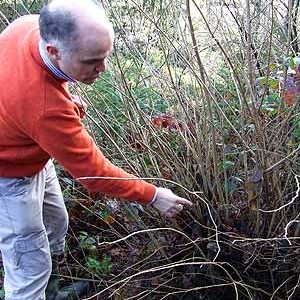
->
<box><xmin>219</xmin><ymin>160</ymin><xmax>235</xmax><ymax>172</ymax></box>
<box><xmin>290</xmin><ymin>57</ymin><xmax>296</xmax><ymax>68</ymax></box>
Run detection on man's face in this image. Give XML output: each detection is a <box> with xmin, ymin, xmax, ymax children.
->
<box><xmin>56</xmin><ymin>26</ymin><xmax>114</xmax><ymax>84</ymax></box>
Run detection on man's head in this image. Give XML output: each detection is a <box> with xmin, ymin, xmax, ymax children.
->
<box><xmin>39</xmin><ymin>0</ymin><xmax>114</xmax><ymax>84</ymax></box>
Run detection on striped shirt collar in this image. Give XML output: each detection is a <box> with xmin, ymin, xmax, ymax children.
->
<box><xmin>38</xmin><ymin>40</ymin><xmax>75</xmax><ymax>82</ymax></box>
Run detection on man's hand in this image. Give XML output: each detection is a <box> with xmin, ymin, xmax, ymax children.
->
<box><xmin>152</xmin><ymin>187</ymin><xmax>193</xmax><ymax>217</ymax></box>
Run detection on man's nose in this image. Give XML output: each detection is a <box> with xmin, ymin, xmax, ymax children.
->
<box><xmin>95</xmin><ymin>60</ymin><xmax>106</xmax><ymax>72</ymax></box>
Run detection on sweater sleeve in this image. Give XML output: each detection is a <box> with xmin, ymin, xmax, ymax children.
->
<box><xmin>32</xmin><ymin>107</ymin><xmax>156</xmax><ymax>205</ymax></box>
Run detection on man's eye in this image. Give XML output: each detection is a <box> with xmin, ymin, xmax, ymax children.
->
<box><xmin>85</xmin><ymin>60</ymin><xmax>96</xmax><ymax>64</ymax></box>
<box><xmin>84</xmin><ymin>59</ymin><xmax>104</xmax><ymax>65</ymax></box>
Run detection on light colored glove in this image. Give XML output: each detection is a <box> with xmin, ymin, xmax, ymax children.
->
<box><xmin>152</xmin><ymin>187</ymin><xmax>193</xmax><ymax>217</ymax></box>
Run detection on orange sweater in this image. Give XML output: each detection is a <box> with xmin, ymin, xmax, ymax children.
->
<box><xmin>0</xmin><ymin>15</ymin><xmax>156</xmax><ymax>204</ymax></box>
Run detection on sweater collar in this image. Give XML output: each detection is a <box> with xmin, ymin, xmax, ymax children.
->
<box><xmin>38</xmin><ymin>40</ymin><xmax>75</xmax><ymax>83</ymax></box>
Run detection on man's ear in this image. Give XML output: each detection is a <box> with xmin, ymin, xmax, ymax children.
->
<box><xmin>45</xmin><ymin>44</ymin><xmax>61</xmax><ymax>61</ymax></box>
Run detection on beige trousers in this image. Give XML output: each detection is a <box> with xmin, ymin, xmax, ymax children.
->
<box><xmin>0</xmin><ymin>160</ymin><xmax>69</xmax><ymax>300</ymax></box>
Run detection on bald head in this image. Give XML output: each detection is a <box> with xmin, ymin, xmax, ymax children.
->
<box><xmin>39</xmin><ymin>0</ymin><xmax>114</xmax><ymax>54</ymax></box>
<box><xmin>39</xmin><ymin>0</ymin><xmax>114</xmax><ymax>84</ymax></box>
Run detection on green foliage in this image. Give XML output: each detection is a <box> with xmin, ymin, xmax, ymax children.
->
<box><xmin>78</xmin><ymin>231</ymin><xmax>112</xmax><ymax>276</ymax></box>
<box><xmin>86</xmin><ymin>254</ymin><xmax>112</xmax><ymax>277</ymax></box>
<box><xmin>0</xmin><ymin>268</ymin><xmax>4</xmax><ymax>299</ymax></box>
<box><xmin>261</xmin><ymin>93</ymin><xmax>280</xmax><ymax>116</ymax></box>
<box><xmin>219</xmin><ymin>159</ymin><xmax>235</xmax><ymax>172</ymax></box>
<box><xmin>78</xmin><ymin>231</ymin><xmax>97</xmax><ymax>252</ymax></box>
<box><xmin>0</xmin><ymin>289</ymin><xmax>4</xmax><ymax>300</ymax></box>
<box><xmin>0</xmin><ymin>0</ymin><xmax>45</xmax><ymax>32</ymax></box>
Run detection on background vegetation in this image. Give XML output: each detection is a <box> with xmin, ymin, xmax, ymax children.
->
<box><xmin>1</xmin><ymin>0</ymin><xmax>300</xmax><ymax>299</ymax></box>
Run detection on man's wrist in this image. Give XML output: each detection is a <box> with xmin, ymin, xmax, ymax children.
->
<box><xmin>149</xmin><ymin>188</ymin><xmax>158</xmax><ymax>205</ymax></box>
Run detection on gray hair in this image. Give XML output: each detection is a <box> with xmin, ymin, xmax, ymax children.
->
<box><xmin>39</xmin><ymin>0</ymin><xmax>104</xmax><ymax>53</ymax></box>
<box><xmin>39</xmin><ymin>6</ymin><xmax>77</xmax><ymax>53</ymax></box>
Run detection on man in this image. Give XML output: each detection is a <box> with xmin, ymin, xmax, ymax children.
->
<box><xmin>0</xmin><ymin>0</ymin><xmax>193</xmax><ymax>299</ymax></box>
